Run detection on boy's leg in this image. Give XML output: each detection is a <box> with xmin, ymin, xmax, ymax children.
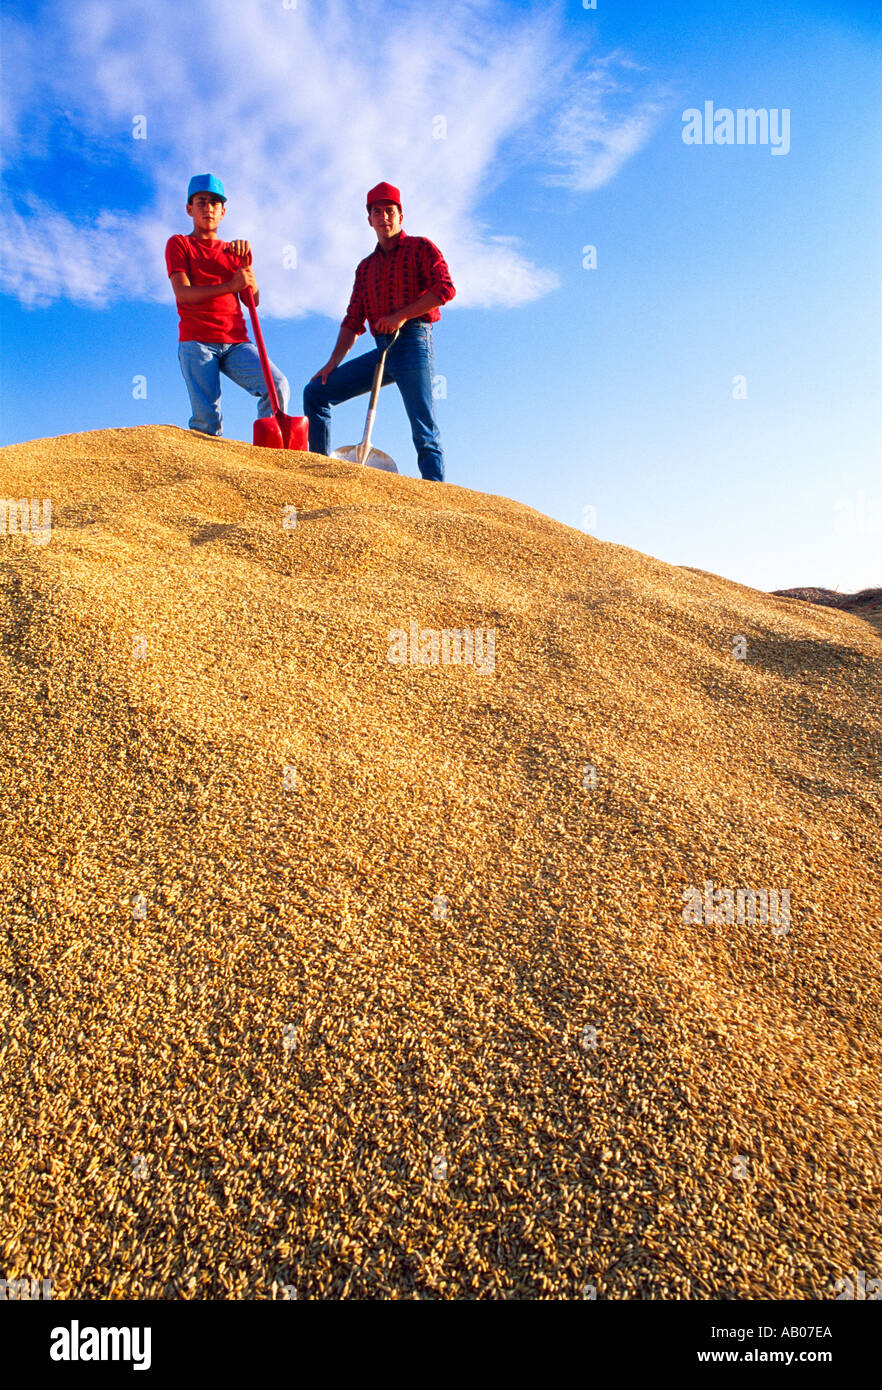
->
<box><xmin>220</xmin><ymin>342</ymin><xmax>290</xmax><ymax>417</ymax></box>
<box><xmin>178</xmin><ymin>342</ymin><xmax>224</xmax><ymax>436</ymax></box>
<box><xmin>302</xmin><ymin>347</ymin><xmax>380</xmax><ymax>455</ymax></box>
<box><xmin>384</xmin><ymin>324</ymin><xmax>444</xmax><ymax>481</ymax></box>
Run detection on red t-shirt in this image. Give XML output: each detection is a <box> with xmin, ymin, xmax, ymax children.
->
<box><xmin>165</xmin><ymin>234</ymin><xmax>249</xmax><ymax>343</ymax></box>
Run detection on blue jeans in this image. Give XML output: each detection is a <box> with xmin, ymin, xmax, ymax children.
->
<box><xmin>178</xmin><ymin>340</ymin><xmax>290</xmax><ymax>437</ymax></box>
<box><xmin>303</xmin><ymin>320</ymin><xmax>444</xmax><ymax>480</ymax></box>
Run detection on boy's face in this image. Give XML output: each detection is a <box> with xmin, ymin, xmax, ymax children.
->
<box><xmin>187</xmin><ymin>192</ymin><xmax>226</xmax><ymax>236</ymax></box>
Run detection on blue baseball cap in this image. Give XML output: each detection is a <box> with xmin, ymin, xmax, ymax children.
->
<box><xmin>187</xmin><ymin>173</ymin><xmax>226</xmax><ymax>203</ymax></box>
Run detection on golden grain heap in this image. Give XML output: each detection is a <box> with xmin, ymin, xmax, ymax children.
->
<box><xmin>1</xmin><ymin>425</ymin><xmax>879</xmax><ymax>1300</ymax></box>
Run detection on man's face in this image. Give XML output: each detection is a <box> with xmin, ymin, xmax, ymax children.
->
<box><xmin>187</xmin><ymin>193</ymin><xmax>226</xmax><ymax>234</ymax></box>
<box><xmin>369</xmin><ymin>201</ymin><xmax>402</xmax><ymax>238</ymax></box>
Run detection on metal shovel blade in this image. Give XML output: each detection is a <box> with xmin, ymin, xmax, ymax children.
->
<box><xmin>332</xmin><ymin>444</ymin><xmax>398</xmax><ymax>473</ymax></box>
<box><xmin>331</xmin><ymin>330</ymin><xmax>399</xmax><ymax>473</ymax></box>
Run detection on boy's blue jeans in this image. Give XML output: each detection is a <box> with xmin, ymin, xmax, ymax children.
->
<box><xmin>178</xmin><ymin>340</ymin><xmax>290</xmax><ymax>437</ymax></box>
<box><xmin>302</xmin><ymin>321</ymin><xmax>444</xmax><ymax>480</ymax></box>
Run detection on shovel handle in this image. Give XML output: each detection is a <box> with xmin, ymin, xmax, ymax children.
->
<box><xmin>369</xmin><ymin>330</ymin><xmax>398</xmax><ymax>412</ymax></box>
<box><xmin>242</xmin><ymin>286</ymin><xmax>282</xmax><ymax>418</ymax></box>
<box><xmin>359</xmin><ymin>330</ymin><xmax>398</xmax><ymax>460</ymax></box>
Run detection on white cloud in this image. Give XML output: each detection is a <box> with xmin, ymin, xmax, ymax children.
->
<box><xmin>2</xmin><ymin>197</ymin><xmax>159</xmax><ymax>307</ymax></box>
<box><xmin>539</xmin><ymin>52</ymin><xmax>669</xmax><ymax>192</ymax></box>
<box><xmin>0</xmin><ymin>0</ymin><xmax>667</xmax><ymax>315</ymax></box>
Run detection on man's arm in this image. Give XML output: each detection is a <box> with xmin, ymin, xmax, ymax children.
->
<box><xmin>375</xmin><ymin>238</ymin><xmax>455</xmax><ymax>333</ymax></box>
<box><xmin>315</xmin><ymin>288</ymin><xmax>445</xmax><ymax>377</ymax></box>
<box><xmin>312</xmin><ymin>265</ymin><xmax>367</xmax><ymax>380</ymax></box>
<box><xmin>170</xmin><ymin>266</ymin><xmax>257</xmax><ymax>305</ymax></box>
<box><xmin>374</xmin><ymin>290</ymin><xmax>444</xmax><ymax>336</ymax></box>
<box><xmin>311</xmin><ymin>325</ymin><xmax>360</xmax><ymax>384</ymax></box>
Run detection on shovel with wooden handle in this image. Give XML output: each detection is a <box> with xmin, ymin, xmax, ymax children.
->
<box><xmin>332</xmin><ymin>331</ymin><xmax>399</xmax><ymax>473</ymax></box>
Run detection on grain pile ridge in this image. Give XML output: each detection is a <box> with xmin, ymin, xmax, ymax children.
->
<box><xmin>1</xmin><ymin>424</ymin><xmax>880</xmax><ymax>1300</ymax></box>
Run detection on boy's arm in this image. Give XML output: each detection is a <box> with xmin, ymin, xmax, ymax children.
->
<box><xmin>170</xmin><ymin>267</ymin><xmax>256</xmax><ymax>305</ymax></box>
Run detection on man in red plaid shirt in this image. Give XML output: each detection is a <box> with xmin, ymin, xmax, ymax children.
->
<box><xmin>304</xmin><ymin>182</ymin><xmax>455</xmax><ymax>480</ymax></box>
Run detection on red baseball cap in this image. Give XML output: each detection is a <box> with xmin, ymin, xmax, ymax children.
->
<box><xmin>366</xmin><ymin>181</ymin><xmax>402</xmax><ymax>211</ymax></box>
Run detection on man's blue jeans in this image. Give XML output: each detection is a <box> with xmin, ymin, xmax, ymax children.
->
<box><xmin>178</xmin><ymin>340</ymin><xmax>290</xmax><ymax>437</ymax></box>
<box><xmin>303</xmin><ymin>321</ymin><xmax>444</xmax><ymax>481</ymax></box>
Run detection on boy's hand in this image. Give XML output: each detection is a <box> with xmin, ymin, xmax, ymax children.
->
<box><xmin>229</xmin><ymin>266</ymin><xmax>257</xmax><ymax>295</ymax></box>
<box><xmin>228</xmin><ymin>240</ymin><xmax>252</xmax><ymax>265</ymax></box>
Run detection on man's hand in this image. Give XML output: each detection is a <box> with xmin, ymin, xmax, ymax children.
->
<box><xmin>374</xmin><ymin>310</ymin><xmax>408</xmax><ymax>335</ymax></box>
<box><xmin>311</xmin><ymin>361</ymin><xmax>338</xmax><ymax>385</ymax></box>
<box><xmin>228</xmin><ymin>240</ymin><xmax>252</xmax><ymax>265</ymax></box>
<box><xmin>376</xmin><ymin>292</ymin><xmax>442</xmax><ymax>334</ymax></box>
<box><xmin>229</xmin><ymin>265</ymin><xmax>257</xmax><ymax>295</ymax></box>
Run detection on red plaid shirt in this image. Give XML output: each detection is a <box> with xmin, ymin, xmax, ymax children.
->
<box><xmin>342</xmin><ymin>230</ymin><xmax>455</xmax><ymax>337</ymax></box>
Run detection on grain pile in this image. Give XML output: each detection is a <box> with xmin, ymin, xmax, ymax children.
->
<box><xmin>1</xmin><ymin>425</ymin><xmax>880</xmax><ymax>1301</ymax></box>
<box><xmin>773</xmin><ymin>587</ymin><xmax>882</xmax><ymax>638</ymax></box>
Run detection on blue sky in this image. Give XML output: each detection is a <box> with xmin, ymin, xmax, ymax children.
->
<box><xmin>1</xmin><ymin>0</ymin><xmax>879</xmax><ymax>593</ymax></box>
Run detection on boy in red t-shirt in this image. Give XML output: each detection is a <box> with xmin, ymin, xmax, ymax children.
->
<box><xmin>165</xmin><ymin>174</ymin><xmax>289</xmax><ymax>436</ymax></box>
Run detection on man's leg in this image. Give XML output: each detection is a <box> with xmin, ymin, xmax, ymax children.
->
<box><xmin>178</xmin><ymin>342</ymin><xmax>224</xmax><ymax>436</ymax></box>
<box><xmin>302</xmin><ymin>348</ymin><xmax>380</xmax><ymax>455</ymax></box>
<box><xmin>220</xmin><ymin>341</ymin><xmax>290</xmax><ymax>418</ymax></box>
<box><xmin>384</xmin><ymin>324</ymin><xmax>444</xmax><ymax>481</ymax></box>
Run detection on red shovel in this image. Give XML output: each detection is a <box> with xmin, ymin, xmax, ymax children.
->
<box><xmin>240</xmin><ymin>284</ymin><xmax>308</xmax><ymax>451</ymax></box>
